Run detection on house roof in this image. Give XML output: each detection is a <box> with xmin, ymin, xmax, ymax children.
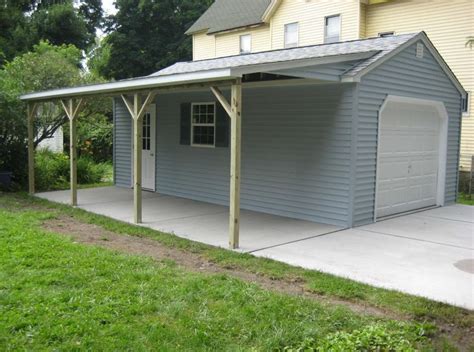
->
<box><xmin>20</xmin><ymin>32</ymin><xmax>465</xmax><ymax>102</ymax></box>
<box><xmin>185</xmin><ymin>0</ymin><xmax>272</xmax><ymax>35</ymax></box>
<box><xmin>154</xmin><ymin>33</ymin><xmax>417</xmax><ymax>77</ymax></box>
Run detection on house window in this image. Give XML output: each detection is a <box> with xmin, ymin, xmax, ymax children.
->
<box><xmin>240</xmin><ymin>34</ymin><xmax>251</xmax><ymax>54</ymax></box>
<box><xmin>284</xmin><ymin>22</ymin><xmax>299</xmax><ymax>48</ymax></box>
<box><xmin>324</xmin><ymin>15</ymin><xmax>341</xmax><ymax>43</ymax></box>
<box><xmin>142</xmin><ymin>112</ymin><xmax>151</xmax><ymax>151</ymax></box>
<box><xmin>379</xmin><ymin>31</ymin><xmax>395</xmax><ymax>37</ymax></box>
<box><xmin>462</xmin><ymin>92</ymin><xmax>470</xmax><ymax>115</ymax></box>
<box><xmin>191</xmin><ymin>103</ymin><xmax>215</xmax><ymax>147</ymax></box>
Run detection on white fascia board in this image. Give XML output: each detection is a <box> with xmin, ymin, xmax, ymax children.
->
<box><xmin>341</xmin><ymin>33</ymin><xmax>467</xmax><ymax>96</ymax></box>
<box><xmin>20</xmin><ymin>69</ymin><xmax>234</xmax><ymax>101</ymax></box>
<box><xmin>230</xmin><ymin>51</ymin><xmax>378</xmax><ymax>77</ymax></box>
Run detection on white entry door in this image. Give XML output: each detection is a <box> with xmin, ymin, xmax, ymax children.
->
<box><xmin>376</xmin><ymin>100</ymin><xmax>444</xmax><ymax>219</ymax></box>
<box><xmin>141</xmin><ymin>105</ymin><xmax>156</xmax><ymax>191</ymax></box>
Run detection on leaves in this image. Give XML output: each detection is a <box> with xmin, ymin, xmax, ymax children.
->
<box><xmin>101</xmin><ymin>0</ymin><xmax>213</xmax><ymax>79</ymax></box>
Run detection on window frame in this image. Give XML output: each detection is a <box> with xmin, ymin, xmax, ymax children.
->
<box><xmin>240</xmin><ymin>34</ymin><xmax>252</xmax><ymax>54</ymax></box>
<box><xmin>462</xmin><ymin>92</ymin><xmax>470</xmax><ymax>116</ymax></box>
<box><xmin>378</xmin><ymin>31</ymin><xmax>395</xmax><ymax>37</ymax></box>
<box><xmin>284</xmin><ymin>22</ymin><xmax>299</xmax><ymax>48</ymax></box>
<box><xmin>190</xmin><ymin>102</ymin><xmax>216</xmax><ymax>148</ymax></box>
<box><xmin>324</xmin><ymin>14</ymin><xmax>341</xmax><ymax>44</ymax></box>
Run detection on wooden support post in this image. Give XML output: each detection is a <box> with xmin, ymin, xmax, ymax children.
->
<box><xmin>27</xmin><ymin>103</ymin><xmax>38</xmax><ymax>194</ymax></box>
<box><xmin>121</xmin><ymin>91</ymin><xmax>156</xmax><ymax>224</ymax></box>
<box><xmin>211</xmin><ymin>80</ymin><xmax>242</xmax><ymax>249</ymax></box>
<box><xmin>60</xmin><ymin>98</ymin><xmax>83</xmax><ymax>206</ymax></box>
<box><xmin>229</xmin><ymin>79</ymin><xmax>242</xmax><ymax>249</ymax></box>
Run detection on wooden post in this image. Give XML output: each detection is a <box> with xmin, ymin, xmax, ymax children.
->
<box><xmin>121</xmin><ymin>91</ymin><xmax>156</xmax><ymax>224</ymax></box>
<box><xmin>60</xmin><ymin>98</ymin><xmax>83</xmax><ymax>206</ymax></box>
<box><xmin>229</xmin><ymin>79</ymin><xmax>242</xmax><ymax>249</ymax></box>
<box><xmin>210</xmin><ymin>80</ymin><xmax>242</xmax><ymax>249</ymax></box>
<box><xmin>27</xmin><ymin>103</ymin><xmax>38</xmax><ymax>194</ymax></box>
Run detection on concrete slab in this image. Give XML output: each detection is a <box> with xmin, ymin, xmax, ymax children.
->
<box><xmin>253</xmin><ymin>228</ymin><xmax>473</xmax><ymax>309</ymax></box>
<box><xmin>254</xmin><ymin>205</ymin><xmax>474</xmax><ymax>309</ymax></box>
<box><xmin>148</xmin><ymin>209</ymin><xmax>340</xmax><ymax>252</ymax></box>
<box><xmin>361</xmin><ymin>213</ymin><xmax>473</xmax><ymax>249</ymax></box>
<box><xmin>36</xmin><ymin>187</ymin><xmax>342</xmax><ymax>253</ymax></box>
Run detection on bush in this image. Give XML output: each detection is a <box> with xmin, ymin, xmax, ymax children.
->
<box><xmin>35</xmin><ymin>150</ymin><xmax>112</xmax><ymax>192</ymax></box>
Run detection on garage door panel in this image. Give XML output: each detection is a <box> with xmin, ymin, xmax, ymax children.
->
<box><xmin>376</xmin><ymin>101</ymin><xmax>441</xmax><ymax>219</ymax></box>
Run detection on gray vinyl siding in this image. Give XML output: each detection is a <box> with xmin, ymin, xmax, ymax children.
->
<box><xmin>352</xmin><ymin>41</ymin><xmax>462</xmax><ymax>226</ymax></box>
<box><xmin>113</xmin><ymin>99</ymin><xmax>132</xmax><ymax>188</ymax></box>
<box><xmin>114</xmin><ymin>83</ymin><xmax>354</xmax><ymax>227</ymax></box>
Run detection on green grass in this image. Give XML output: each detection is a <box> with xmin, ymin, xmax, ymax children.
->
<box><xmin>457</xmin><ymin>193</ymin><xmax>474</xmax><ymax>206</ymax></box>
<box><xmin>0</xmin><ymin>193</ymin><xmax>472</xmax><ymax>350</ymax></box>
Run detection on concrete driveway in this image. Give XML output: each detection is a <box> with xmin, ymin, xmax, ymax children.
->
<box><xmin>252</xmin><ymin>205</ymin><xmax>474</xmax><ymax>309</ymax></box>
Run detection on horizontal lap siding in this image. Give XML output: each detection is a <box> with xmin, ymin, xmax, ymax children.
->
<box><xmin>354</xmin><ymin>42</ymin><xmax>462</xmax><ymax>226</ymax></box>
<box><xmin>114</xmin><ymin>100</ymin><xmax>132</xmax><ymax>188</ymax></box>
<box><xmin>153</xmin><ymin>84</ymin><xmax>353</xmax><ymax>226</ymax></box>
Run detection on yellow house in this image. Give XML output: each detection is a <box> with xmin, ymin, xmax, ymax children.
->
<box><xmin>187</xmin><ymin>0</ymin><xmax>473</xmax><ymax>169</ymax></box>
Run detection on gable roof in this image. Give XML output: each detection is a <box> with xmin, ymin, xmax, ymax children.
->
<box><xmin>185</xmin><ymin>0</ymin><xmax>272</xmax><ymax>35</ymax></box>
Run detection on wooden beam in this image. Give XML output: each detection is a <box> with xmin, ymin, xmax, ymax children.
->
<box><xmin>59</xmin><ymin>98</ymin><xmax>83</xmax><ymax>206</ymax></box>
<box><xmin>120</xmin><ymin>92</ymin><xmax>157</xmax><ymax>224</ymax></box>
<box><xmin>210</xmin><ymin>86</ymin><xmax>232</xmax><ymax>118</ymax></box>
<box><xmin>133</xmin><ymin>93</ymin><xmax>142</xmax><ymax>223</ymax></box>
<box><xmin>229</xmin><ymin>79</ymin><xmax>242</xmax><ymax>249</ymax></box>
<box><xmin>121</xmin><ymin>94</ymin><xmax>135</xmax><ymax>117</ymax></box>
<box><xmin>27</xmin><ymin>103</ymin><xmax>38</xmax><ymax>194</ymax></box>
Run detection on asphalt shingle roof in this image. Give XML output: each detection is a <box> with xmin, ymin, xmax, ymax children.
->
<box><xmin>153</xmin><ymin>33</ymin><xmax>419</xmax><ymax>78</ymax></box>
<box><xmin>185</xmin><ymin>0</ymin><xmax>271</xmax><ymax>35</ymax></box>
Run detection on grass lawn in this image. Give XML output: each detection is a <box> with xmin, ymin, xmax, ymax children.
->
<box><xmin>0</xmin><ymin>193</ymin><xmax>472</xmax><ymax>350</ymax></box>
<box><xmin>458</xmin><ymin>193</ymin><xmax>474</xmax><ymax>206</ymax></box>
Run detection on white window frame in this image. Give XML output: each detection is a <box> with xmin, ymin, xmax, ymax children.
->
<box><xmin>240</xmin><ymin>34</ymin><xmax>252</xmax><ymax>54</ymax></box>
<box><xmin>191</xmin><ymin>102</ymin><xmax>216</xmax><ymax>148</ymax></box>
<box><xmin>462</xmin><ymin>92</ymin><xmax>470</xmax><ymax>116</ymax></box>
<box><xmin>324</xmin><ymin>14</ymin><xmax>341</xmax><ymax>44</ymax></box>
<box><xmin>284</xmin><ymin>22</ymin><xmax>299</xmax><ymax>48</ymax></box>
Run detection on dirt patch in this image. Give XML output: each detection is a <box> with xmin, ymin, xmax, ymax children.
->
<box><xmin>43</xmin><ymin>216</ymin><xmax>399</xmax><ymax>319</ymax></box>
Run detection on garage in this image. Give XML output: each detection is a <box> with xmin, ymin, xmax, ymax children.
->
<box><xmin>375</xmin><ymin>96</ymin><xmax>448</xmax><ymax>219</ymax></box>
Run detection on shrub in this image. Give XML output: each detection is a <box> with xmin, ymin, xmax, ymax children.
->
<box><xmin>35</xmin><ymin>150</ymin><xmax>112</xmax><ymax>192</ymax></box>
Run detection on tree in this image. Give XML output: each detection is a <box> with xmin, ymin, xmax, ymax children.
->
<box><xmin>0</xmin><ymin>0</ymin><xmax>104</xmax><ymax>66</ymax></box>
<box><xmin>102</xmin><ymin>0</ymin><xmax>213</xmax><ymax>79</ymax></box>
<box><xmin>0</xmin><ymin>41</ymin><xmax>111</xmax><ymax>186</ymax></box>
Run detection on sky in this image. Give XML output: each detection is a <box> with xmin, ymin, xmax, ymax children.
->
<box><xmin>102</xmin><ymin>0</ymin><xmax>117</xmax><ymax>16</ymax></box>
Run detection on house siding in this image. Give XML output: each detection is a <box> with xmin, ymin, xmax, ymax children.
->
<box><xmin>353</xmin><ymin>41</ymin><xmax>462</xmax><ymax>226</ymax></box>
<box><xmin>114</xmin><ymin>99</ymin><xmax>132</xmax><ymax>188</ymax></box>
<box><xmin>365</xmin><ymin>0</ymin><xmax>473</xmax><ymax>169</ymax></box>
<box><xmin>114</xmin><ymin>83</ymin><xmax>355</xmax><ymax>227</ymax></box>
<box><xmin>192</xmin><ymin>0</ymin><xmax>361</xmax><ymax>61</ymax></box>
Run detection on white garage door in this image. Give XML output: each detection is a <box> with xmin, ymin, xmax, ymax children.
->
<box><xmin>376</xmin><ymin>101</ymin><xmax>442</xmax><ymax>219</ymax></box>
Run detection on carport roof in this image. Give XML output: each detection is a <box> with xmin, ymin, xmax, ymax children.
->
<box><xmin>20</xmin><ymin>32</ymin><xmax>465</xmax><ymax>102</ymax></box>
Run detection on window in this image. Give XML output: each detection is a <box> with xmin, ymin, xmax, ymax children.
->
<box><xmin>462</xmin><ymin>92</ymin><xmax>470</xmax><ymax>115</ymax></box>
<box><xmin>240</xmin><ymin>34</ymin><xmax>251</xmax><ymax>54</ymax></box>
<box><xmin>379</xmin><ymin>31</ymin><xmax>395</xmax><ymax>37</ymax></box>
<box><xmin>191</xmin><ymin>103</ymin><xmax>215</xmax><ymax>147</ymax></box>
<box><xmin>284</xmin><ymin>22</ymin><xmax>299</xmax><ymax>48</ymax></box>
<box><xmin>324</xmin><ymin>15</ymin><xmax>340</xmax><ymax>43</ymax></box>
<box><xmin>142</xmin><ymin>112</ymin><xmax>151</xmax><ymax>151</ymax></box>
